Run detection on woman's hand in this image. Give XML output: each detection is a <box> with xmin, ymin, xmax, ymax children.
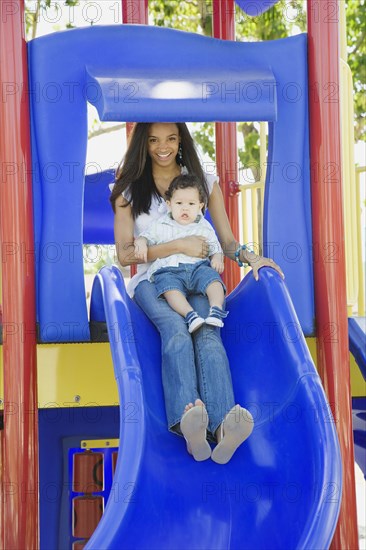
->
<box><xmin>179</xmin><ymin>236</ymin><xmax>209</xmax><ymax>259</ymax></box>
<box><xmin>242</xmin><ymin>249</ymin><xmax>285</xmax><ymax>282</ymax></box>
<box><xmin>134</xmin><ymin>237</ymin><xmax>148</xmax><ymax>263</ymax></box>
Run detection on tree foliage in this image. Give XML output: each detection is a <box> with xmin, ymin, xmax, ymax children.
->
<box><xmin>346</xmin><ymin>0</ymin><xmax>365</xmax><ymax>142</ymax></box>
<box><xmin>149</xmin><ymin>0</ymin><xmax>205</xmax><ymax>33</ymax></box>
<box><xmin>25</xmin><ymin>0</ymin><xmax>79</xmax><ymax>39</ymax></box>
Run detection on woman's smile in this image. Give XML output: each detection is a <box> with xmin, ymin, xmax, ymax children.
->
<box><xmin>156</xmin><ymin>152</ymin><xmax>172</xmax><ymax>160</ymax></box>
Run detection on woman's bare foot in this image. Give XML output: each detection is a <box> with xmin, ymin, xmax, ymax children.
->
<box><xmin>180</xmin><ymin>399</ymin><xmax>211</xmax><ymax>461</ymax></box>
<box><xmin>211</xmin><ymin>405</ymin><xmax>254</xmax><ymax>464</ymax></box>
<box><xmin>183</xmin><ymin>398</ymin><xmax>205</xmax><ymax>416</ymax></box>
<box><xmin>182</xmin><ymin>399</ymin><xmax>206</xmax><ymax>451</ymax></box>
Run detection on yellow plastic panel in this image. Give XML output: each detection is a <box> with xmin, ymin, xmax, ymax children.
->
<box><xmin>37</xmin><ymin>343</ymin><xmax>119</xmax><ymax>408</ymax></box>
<box><xmin>305</xmin><ymin>337</ymin><xmax>317</xmax><ymax>365</ymax></box>
<box><xmin>306</xmin><ymin>337</ymin><xmax>365</xmax><ymax>398</ymax></box>
<box><xmin>350</xmin><ymin>353</ymin><xmax>366</xmax><ymax>398</ymax></box>
<box><xmin>2</xmin><ymin>339</ymin><xmax>364</xmax><ymax>409</ymax></box>
<box><xmin>81</xmin><ymin>439</ymin><xmax>119</xmax><ymax>449</ymax></box>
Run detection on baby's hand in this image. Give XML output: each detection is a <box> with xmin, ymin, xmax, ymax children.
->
<box><xmin>134</xmin><ymin>237</ymin><xmax>148</xmax><ymax>263</ymax></box>
<box><xmin>210</xmin><ymin>253</ymin><xmax>224</xmax><ymax>274</ymax></box>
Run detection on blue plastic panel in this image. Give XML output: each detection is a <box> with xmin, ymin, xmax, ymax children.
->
<box><xmin>38</xmin><ymin>406</ymin><xmax>119</xmax><ymax>550</ymax></box>
<box><xmin>69</xmin><ymin>446</ymin><xmax>118</xmax><ymax>547</ymax></box>
<box><xmin>85</xmin><ymin>64</ymin><xmax>277</xmax><ymax>122</ymax></box>
<box><xmin>29</xmin><ymin>26</ymin><xmax>314</xmax><ymax>340</ymax></box>
<box><xmin>349</xmin><ymin>317</ymin><xmax>366</xmax><ymax>379</ymax></box>
<box><xmin>235</xmin><ymin>0</ymin><xmax>280</xmax><ymax>15</ymax></box>
<box><xmin>83</xmin><ymin>170</ymin><xmax>115</xmax><ymax>244</ymax></box>
<box><xmin>352</xmin><ymin>397</ymin><xmax>366</xmax><ymax>478</ymax></box>
<box><xmin>86</xmin><ymin>266</ymin><xmax>341</xmax><ymax>550</ymax></box>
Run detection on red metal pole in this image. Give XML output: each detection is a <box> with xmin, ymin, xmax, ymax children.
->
<box><xmin>307</xmin><ymin>1</ymin><xmax>358</xmax><ymax>548</ymax></box>
<box><xmin>121</xmin><ymin>0</ymin><xmax>148</xmax><ymax>138</ymax></box>
<box><xmin>122</xmin><ymin>0</ymin><xmax>149</xmax><ymax>140</ymax></box>
<box><xmin>122</xmin><ymin>0</ymin><xmax>148</xmax><ymax>24</ymax></box>
<box><xmin>122</xmin><ymin>0</ymin><xmax>148</xmax><ymax>277</ymax></box>
<box><xmin>122</xmin><ymin>0</ymin><xmax>148</xmax><ymax>137</ymax></box>
<box><xmin>0</xmin><ymin>1</ymin><xmax>39</xmax><ymax>549</ymax></box>
<box><xmin>212</xmin><ymin>0</ymin><xmax>240</xmax><ymax>293</ymax></box>
<box><xmin>121</xmin><ymin>0</ymin><xmax>148</xmax><ymax>133</ymax></box>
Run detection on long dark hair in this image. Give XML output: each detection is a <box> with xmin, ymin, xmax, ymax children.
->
<box><xmin>110</xmin><ymin>123</ymin><xmax>208</xmax><ymax>217</ymax></box>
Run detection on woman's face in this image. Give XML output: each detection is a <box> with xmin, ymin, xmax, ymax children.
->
<box><xmin>147</xmin><ymin>123</ymin><xmax>180</xmax><ymax>170</ymax></box>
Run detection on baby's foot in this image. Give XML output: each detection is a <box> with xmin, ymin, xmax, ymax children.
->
<box><xmin>205</xmin><ymin>306</ymin><xmax>228</xmax><ymax>328</ymax></box>
<box><xmin>180</xmin><ymin>399</ymin><xmax>211</xmax><ymax>461</ymax></box>
<box><xmin>184</xmin><ymin>311</ymin><xmax>205</xmax><ymax>333</ymax></box>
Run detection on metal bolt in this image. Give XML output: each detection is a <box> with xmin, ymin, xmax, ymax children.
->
<box><xmin>229</xmin><ymin>180</ymin><xmax>240</xmax><ymax>197</ymax></box>
<box><xmin>74</xmin><ymin>395</ymin><xmax>81</xmax><ymax>403</ymax></box>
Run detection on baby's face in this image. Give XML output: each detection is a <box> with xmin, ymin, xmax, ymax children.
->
<box><xmin>167</xmin><ymin>187</ymin><xmax>204</xmax><ymax>225</ymax></box>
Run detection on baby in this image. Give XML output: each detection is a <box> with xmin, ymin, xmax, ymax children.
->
<box><xmin>134</xmin><ymin>174</ymin><xmax>228</xmax><ymax>333</ymax></box>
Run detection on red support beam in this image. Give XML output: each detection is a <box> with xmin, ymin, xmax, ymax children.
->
<box><xmin>122</xmin><ymin>0</ymin><xmax>148</xmax><ymax>24</ymax></box>
<box><xmin>212</xmin><ymin>0</ymin><xmax>240</xmax><ymax>292</ymax></box>
<box><xmin>121</xmin><ymin>0</ymin><xmax>148</xmax><ymax>136</ymax></box>
<box><xmin>0</xmin><ymin>1</ymin><xmax>39</xmax><ymax>549</ymax></box>
<box><xmin>307</xmin><ymin>1</ymin><xmax>358</xmax><ymax>548</ymax></box>
<box><xmin>121</xmin><ymin>0</ymin><xmax>148</xmax><ymax>278</ymax></box>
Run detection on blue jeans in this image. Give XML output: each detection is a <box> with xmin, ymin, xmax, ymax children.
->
<box><xmin>153</xmin><ymin>260</ymin><xmax>226</xmax><ymax>298</ymax></box>
<box><xmin>134</xmin><ymin>279</ymin><xmax>235</xmax><ymax>438</ymax></box>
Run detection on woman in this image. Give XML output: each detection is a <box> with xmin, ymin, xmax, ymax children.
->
<box><xmin>111</xmin><ymin>122</ymin><xmax>283</xmax><ymax>464</ymax></box>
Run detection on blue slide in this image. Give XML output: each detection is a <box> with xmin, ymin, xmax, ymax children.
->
<box><xmin>349</xmin><ymin>317</ymin><xmax>366</xmax><ymax>380</ymax></box>
<box><xmin>87</xmin><ymin>266</ymin><xmax>342</xmax><ymax>550</ymax></box>
<box><xmin>349</xmin><ymin>316</ymin><xmax>366</xmax><ymax>478</ymax></box>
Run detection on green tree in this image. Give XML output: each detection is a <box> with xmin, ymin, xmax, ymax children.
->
<box><xmin>346</xmin><ymin>0</ymin><xmax>366</xmax><ymax>142</ymax></box>
<box><xmin>25</xmin><ymin>0</ymin><xmax>79</xmax><ymax>40</ymax></box>
<box><xmin>149</xmin><ymin>0</ymin><xmax>205</xmax><ymax>33</ymax></box>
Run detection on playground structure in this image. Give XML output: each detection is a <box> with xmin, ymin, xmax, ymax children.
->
<box><xmin>0</xmin><ymin>0</ymin><xmax>365</xmax><ymax>549</ymax></box>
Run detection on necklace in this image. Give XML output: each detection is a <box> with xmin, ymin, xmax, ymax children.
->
<box><xmin>153</xmin><ymin>165</ymin><xmax>187</xmax><ymax>198</ymax></box>
<box><xmin>153</xmin><ymin>173</ymin><xmax>179</xmax><ymax>197</ymax></box>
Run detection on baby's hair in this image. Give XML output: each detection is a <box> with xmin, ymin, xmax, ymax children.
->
<box><xmin>165</xmin><ymin>174</ymin><xmax>208</xmax><ymax>210</ymax></box>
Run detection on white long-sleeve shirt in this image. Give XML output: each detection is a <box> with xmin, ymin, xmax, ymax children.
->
<box><xmin>140</xmin><ymin>213</ymin><xmax>223</xmax><ymax>281</ymax></box>
<box><xmin>111</xmin><ymin>172</ymin><xmax>219</xmax><ymax>297</ymax></box>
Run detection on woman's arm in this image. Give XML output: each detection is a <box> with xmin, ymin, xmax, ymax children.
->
<box><xmin>208</xmin><ymin>182</ymin><xmax>284</xmax><ymax>280</ymax></box>
<box><xmin>114</xmin><ymin>196</ymin><xmax>210</xmax><ymax>267</ymax></box>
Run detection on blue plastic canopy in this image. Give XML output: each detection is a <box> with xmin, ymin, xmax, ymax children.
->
<box><xmin>235</xmin><ymin>0</ymin><xmax>280</xmax><ymax>15</ymax></box>
<box><xmin>29</xmin><ymin>26</ymin><xmax>314</xmax><ymax>340</ymax></box>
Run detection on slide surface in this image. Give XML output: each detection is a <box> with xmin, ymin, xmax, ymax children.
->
<box><xmin>349</xmin><ymin>316</ymin><xmax>366</xmax><ymax>377</ymax></box>
<box><xmin>87</xmin><ymin>266</ymin><xmax>341</xmax><ymax>550</ymax></box>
